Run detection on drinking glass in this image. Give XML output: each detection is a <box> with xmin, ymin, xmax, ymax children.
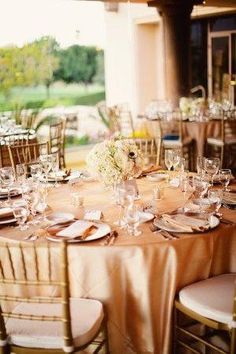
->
<box><xmin>30</xmin><ymin>164</ymin><xmax>43</xmax><ymax>182</ymax></box>
<box><xmin>219</xmin><ymin>169</ymin><xmax>232</xmax><ymax>191</ymax></box>
<box><xmin>114</xmin><ymin>186</ymin><xmax>126</xmax><ymax>227</ymax></box>
<box><xmin>37</xmin><ymin>182</ymin><xmax>48</xmax><ymax>222</ymax></box>
<box><xmin>0</xmin><ymin>167</ymin><xmax>15</xmax><ymax>205</ymax></box>
<box><xmin>193</xmin><ymin>176</ymin><xmax>209</xmax><ymax>213</ymax></box>
<box><xmin>204</xmin><ymin>157</ymin><xmax>220</xmax><ymax>186</ymax></box>
<box><xmin>124</xmin><ymin>204</ymin><xmax>142</xmax><ymax>236</ymax></box>
<box><xmin>39</xmin><ymin>154</ymin><xmax>53</xmax><ymax>183</ymax></box>
<box><xmin>16</xmin><ymin>164</ymin><xmax>26</xmax><ymax>183</ymax></box>
<box><xmin>13</xmin><ymin>206</ymin><xmax>29</xmax><ymax>231</ymax></box>
<box><xmin>208</xmin><ymin>189</ymin><xmax>223</xmax><ymax>217</ymax></box>
<box><xmin>196</xmin><ymin>156</ymin><xmax>205</xmax><ymax>177</ymax></box>
<box><xmin>164</xmin><ymin>150</ymin><xmax>173</xmax><ymax>171</ymax></box>
<box><xmin>171</xmin><ymin>150</ymin><xmax>181</xmax><ymax>171</ymax></box>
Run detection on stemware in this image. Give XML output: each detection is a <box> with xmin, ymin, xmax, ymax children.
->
<box><xmin>37</xmin><ymin>182</ymin><xmax>48</xmax><ymax>222</ymax></box>
<box><xmin>12</xmin><ymin>205</ymin><xmax>29</xmax><ymax>231</ymax></box>
<box><xmin>50</xmin><ymin>154</ymin><xmax>60</xmax><ymax>187</ymax></box>
<box><xmin>219</xmin><ymin>169</ymin><xmax>232</xmax><ymax>192</ymax></box>
<box><xmin>30</xmin><ymin>164</ymin><xmax>43</xmax><ymax>182</ymax></box>
<box><xmin>164</xmin><ymin>150</ymin><xmax>173</xmax><ymax>172</ymax></box>
<box><xmin>0</xmin><ymin>167</ymin><xmax>15</xmax><ymax>205</ymax></box>
<box><xmin>124</xmin><ymin>204</ymin><xmax>142</xmax><ymax>236</ymax></box>
<box><xmin>171</xmin><ymin>150</ymin><xmax>181</xmax><ymax>171</ymax></box>
<box><xmin>204</xmin><ymin>157</ymin><xmax>220</xmax><ymax>186</ymax></box>
<box><xmin>193</xmin><ymin>176</ymin><xmax>209</xmax><ymax>213</ymax></box>
<box><xmin>208</xmin><ymin>189</ymin><xmax>223</xmax><ymax>217</ymax></box>
<box><xmin>16</xmin><ymin>164</ymin><xmax>27</xmax><ymax>183</ymax></box>
<box><xmin>114</xmin><ymin>186</ymin><xmax>127</xmax><ymax>227</ymax></box>
<box><xmin>39</xmin><ymin>154</ymin><xmax>53</xmax><ymax>183</ymax></box>
<box><xmin>196</xmin><ymin>156</ymin><xmax>205</xmax><ymax>177</ymax></box>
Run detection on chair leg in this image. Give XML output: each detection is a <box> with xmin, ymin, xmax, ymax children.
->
<box><xmin>231</xmin><ymin>327</ymin><xmax>236</xmax><ymax>354</ymax></box>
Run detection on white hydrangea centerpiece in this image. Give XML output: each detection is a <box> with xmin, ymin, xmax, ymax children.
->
<box><xmin>86</xmin><ymin>138</ymin><xmax>144</xmax><ymax>187</ymax></box>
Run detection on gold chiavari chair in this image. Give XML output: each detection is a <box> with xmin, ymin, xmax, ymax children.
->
<box><xmin>206</xmin><ymin>109</ymin><xmax>236</xmax><ymax>169</ymax></box>
<box><xmin>8</xmin><ymin>141</ymin><xmax>49</xmax><ymax>173</ymax></box>
<box><xmin>112</xmin><ymin>105</ymin><xmax>135</xmax><ymax>137</ymax></box>
<box><xmin>174</xmin><ymin>273</ymin><xmax>236</xmax><ymax>354</ymax></box>
<box><xmin>49</xmin><ymin>119</ymin><xmax>66</xmax><ymax>169</ymax></box>
<box><xmin>134</xmin><ymin>138</ymin><xmax>162</xmax><ymax>167</ymax></box>
<box><xmin>0</xmin><ymin>241</ymin><xmax>108</xmax><ymax>354</ymax></box>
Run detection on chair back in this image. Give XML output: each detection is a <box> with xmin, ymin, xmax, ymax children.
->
<box><xmin>134</xmin><ymin>138</ymin><xmax>161</xmax><ymax>166</ymax></box>
<box><xmin>222</xmin><ymin>110</ymin><xmax>236</xmax><ymax>143</ymax></box>
<box><xmin>112</xmin><ymin>105</ymin><xmax>134</xmax><ymax>137</ymax></box>
<box><xmin>8</xmin><ymin>141</ymin><xmax>49</xmax><ymax>172</ymax></box>
<box><xmin>0</xmin><ymin>241</ymin><xmax>73</xmax><ymax>350</ymax></box>
<box><xmin>49</xmin><ymin>119</ymin><xmax>66</xmax><ymax>169</ymax></box>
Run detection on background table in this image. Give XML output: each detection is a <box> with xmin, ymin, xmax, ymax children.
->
<box><xmin>0</xmin><ymin>179</ymin><xmax>235</xmax><ymax>354</ymax></box>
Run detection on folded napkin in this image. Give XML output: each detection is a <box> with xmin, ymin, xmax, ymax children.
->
<box><xmin>161</xmin><ymin>214</ymin><xmax>209</xmax><ymax>232</ymax></box>
<box><xmin>0</xmin><ymin>188</ymin><xmax>8</xmax><ymax>195</ymax></box>
<box><xmin>141</xmin><ymin>165</ymin><xmax>162</xmax><ymax>176</ymax></box>
<box><xmin>223</xmin><ymin>192</ymin><xmax>236</xmax><ymax>204</ymax></box>
<box><xmin>56</xmin><ymin>220</ymin><xmax>96</xmax><ymax>239</ymax></box>
<box><xmin>84</xmin><ymin>210</ymin><xmax>102</xmax><ymax>221</ymax></box>
<box><xmin>0</xmin><ymin>208</ymin><xmax>14</xmax><ymax>220</ymax></box>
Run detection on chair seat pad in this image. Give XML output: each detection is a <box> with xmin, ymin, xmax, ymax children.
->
<box><xmin>179</xmin><ymin>274</ymin><xmax>236</xmax><ymax>326</ymax></box>
<box><xmin>163</xmin><ymin>136</ymin><xmax>193</xmax><ymax>148</ymax></box>
<box><xmin>207</xmin><ymin>137</ymin><xmax>236</xmax><ymax>146</ymax></box>
<box><xmin>6</xmin><ymin>297</ymin><xmax>104</xmax><ymax>349</ymax></box>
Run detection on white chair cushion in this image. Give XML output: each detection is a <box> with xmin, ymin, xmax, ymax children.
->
<box><xmin>6</xmin><ymin>297</ymin><xmax>104</xmax><ymax>349</ymax></box>
<box><xmin>207</xmin><ymin>138</ymin><xmax>224</xmax><ymax>146</ymax></box>
<box><xmin>179</xmin><ymin>274</ymin><xmax>236</xmax><ymax>327</ymax></box>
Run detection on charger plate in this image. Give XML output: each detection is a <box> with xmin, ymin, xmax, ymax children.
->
<box><xmin>154</xmin><ymin>214</ymin><xmax>219</xmax><ymax>234</ymax></box>
<box><xmin>46</xmin><ymin>222</ymin><xmax>111</xmax><ymax>243</ymax></box>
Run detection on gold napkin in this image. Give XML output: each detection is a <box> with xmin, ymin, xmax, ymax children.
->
<box><xmin>56</xmin><ymin>220</ymin><xmax>96</xmax><ymax>240</ymax></box>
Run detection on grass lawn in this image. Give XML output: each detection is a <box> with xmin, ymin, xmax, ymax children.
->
<box><xmin>0</xmin><ymin>83</ymin><xmax>105</xmax><ymax>111</ymax></box>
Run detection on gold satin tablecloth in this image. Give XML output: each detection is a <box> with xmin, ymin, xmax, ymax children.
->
<box><xmin>0</xmin><ymin>179</ymin><xmax>235</xmax><ymax>354</ymax></box>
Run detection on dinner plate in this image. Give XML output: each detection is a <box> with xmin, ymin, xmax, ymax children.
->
<box><xmin>153</xmin><ymin>215</ymin><xmax>219</xmax><ymax>233</ymax></box>
<box><xmin>138</xmin><ymin>211</ymin><xmax>154</xmax><ymax>223</ymax></box>
<box><xmin>146</xmin><ymin>173</ymin><xmax>168</xmax><ymax>182</ymax></box>
<box><xmin>0</xmin><ymin>189</ymin><xmax>21</xmax><ymax>199</ymax></box>
<box><xmin>46</xmin><ymin>222</ymin><xmax>111</xmax><ymax>243</ymax></box>
<box><xmin>47</xmin><ymin>212</ymin><xmax>75</xmax><ymax>224</ymax></box>
<box><xmin>0</xmin><ymin>217</ymin><xmax>16</xmax><ymax>225</ymax></box>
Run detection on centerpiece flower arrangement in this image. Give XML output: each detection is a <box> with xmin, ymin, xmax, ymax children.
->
<box><xmin>86</xmin><ymin>138</ymin><xmax>144</xmax><ymax>187</ymax></box>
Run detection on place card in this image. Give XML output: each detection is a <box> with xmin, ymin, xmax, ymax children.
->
<box><xmin>84</xmin><ymin>210</ymin><xmax>102</xmax><ymax>221</ymax></box>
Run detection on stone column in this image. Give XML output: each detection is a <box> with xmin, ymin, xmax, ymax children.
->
<box><xmin>149</xmin><ymin>0</ymin><xmax>202</xmax><ymax>107</ymax></box>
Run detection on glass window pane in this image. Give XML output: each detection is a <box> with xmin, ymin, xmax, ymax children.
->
<box><xmin>212</xmin><ymin>36</ymin><xmax>229</xmax><ymax>101</ymax></box>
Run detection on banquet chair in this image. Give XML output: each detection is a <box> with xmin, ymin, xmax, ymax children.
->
<box><xmin>113</xmin><ymin>105</ymin><xmax>135</xmax><ymax>137</ymax></box>
<box><xmin>49</xmin><ymin>119</ymin><xmax>66</xmax><ymax>169</ymax></box>
<box><xmin>206</xmin><ymin>110</ymin><xmax>236</xmax><ymax>169</ymax></box>
<box><xmin>8</xmin><ymin>141</ymin><xmax>49</xmax><ymax>173</ymax></box>
<box><xmin>157</xmin><ymin>111</ymin><xmax>194</xmax><ymax>171</ymax></box>
<box><xmin>174</xmin><ymin>273</ymin><xmax>236</xmax><ymax>354</ymax></box>
<box><xmin>0</xmin><ymin>241</ymin><xmax>108</xmax><ymax>354</ymax></box>
<box><xmin>134</xmin><ymin>138</ymin><xmax>162</xmax><ymax>166</ymax></box>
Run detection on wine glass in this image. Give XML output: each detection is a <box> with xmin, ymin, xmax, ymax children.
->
<box><xmin>219</xmin><ymin>169</ymin><xmax>232</xmax><ymax>192</ymax></box>
<box><xmin>37</xmin><ymin>182</ymin><xmax>48</xmax><ymax>222</ymax></box>
<box><xmin>39</xmin><ymin>154</ymin><xmax>53</xmax><ymax>184</ymax></box>
<box><xmin>204</xmin><ymin>157</ymin><xmax>220</xmax><ymax>186</ymax></box>
<box><xmin>124</xmin><ymin>204</ymin><xmax>142</xmax><ymax>236</ymax></box>
<box><xmin>16</xmin><ymin>164</ymin><xmax>27</xmax><ymax>183</ymax></box>
<box><xmin>12</xmin><ymin>205</ymin><xmax>29</xmax><ymax>231</ymax></box>
<box><xmin>164</xmin><ymin>150</ymin><xmax>173</xmax><ymax>171</ymax></box>
<box><xmin>50</xmin><ymin>154</ymin><xmax>60</xmax><ymax>187</ymax></box>
<box><xmin>196</xmin><ymin>156</ymin><xmax>205</xmax><ymax>177</ymax></box>
<box><xmin>0</xmin><ymin>167</ymin><xmax>15</xmax><ymax>205</ymax></box>
<box><xmin>171</xmin><ymin>150</ymin><xmax>181</xmax><ymax>171</ymax></box>
<box><xmin>30</xmin><ymin>164</ymin><xmax>43</xmax><ymax>182</ymax></box>
<box><xmin>114</xmin><ymin>186</ymin><xmax>126</xmax><ymax>227</ymax></box>
<box><xmin>208</xmin><ymin>189</ymin><xmax>223</xmax><ymax>217</ymax></box>
<box><xmin>193</xmin><ymin>176</ymin><xmax>209</xmax><ymax>213</ymax></box>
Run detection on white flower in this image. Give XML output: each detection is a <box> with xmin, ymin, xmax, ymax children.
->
<box><xmin>86</xmin><ymin>138</ymin><xmax>144</xmax><ymax>187</ymax></box>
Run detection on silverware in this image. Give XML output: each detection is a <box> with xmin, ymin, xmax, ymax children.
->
<box><xmin>149</xmin><ymin>224</ymin><xmax>180</xmax><ymax>240</ymax></box>
<box><xmin>108</xmin><ymin>231</ymin><xmax>119</xmax><ymax>246</ymax></box>
<box><xmin>220</xmin><ymin>218</ymin><xmax>235</xmax><ymax>225</ymax></box>
<box><xmin>23</xmin><ymin>234</ymin><xmax>38</xmax><ymax>241</ymax></box>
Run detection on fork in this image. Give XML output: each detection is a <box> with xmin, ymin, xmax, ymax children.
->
<box><xmin>149</xmin><ymin>224</ymin><xmax>179</xmax><ymax>240</ymax></box>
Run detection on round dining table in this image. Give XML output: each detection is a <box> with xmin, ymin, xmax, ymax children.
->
<box><xmin>0</xmin><ymin>177</ymin><xmax>235</xmax><ymax>354</ymax></box>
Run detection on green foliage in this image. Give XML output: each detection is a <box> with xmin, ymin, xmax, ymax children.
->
<box><xmin>93</xmin><ymin>50</ymin><xmax>105</xmax><ymax>86</ymax></box>
<box><xmin>54</xmin><ymin>45</ymin><xmax>99</xmax><ymax>85</ymax></box>
<box><xmin>65</xmin><ymin>134</ymin><xmax>90</xmax><ymax>147</ymax></box>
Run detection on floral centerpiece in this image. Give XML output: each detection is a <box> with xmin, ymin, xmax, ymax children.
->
<box><xmin>86</xmin><ymin>138</ymin><xmax>144</xmax><ymax>187</ymax></box>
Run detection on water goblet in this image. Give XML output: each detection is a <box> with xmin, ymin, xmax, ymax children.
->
<box><xmin>124</xmin><ymin>204</ymin><xmax>142</xmax><ymax>236</ymax></box>
<box><xmin>207</xmin><ymin>189</ymin><xmax>223</xmax><ymax>217</ymax></box>
<box><xmin>204</xmin><ymin>157</ymin><xmax>220</xmax><ymax>186</ymax></box>
<box><xmin>196</xmin><ymin>156</ymin><xmax>205</xmax><ymax>177</ymax></box>
<box><xmin>193</xmin><ymin>176</ymin><xmax>209</xmax><ymax>213</ymax></box>
<box><xmin>39</xmin><ymin>154</ymin><xmax>53</xmax><ymax>184</ymax></box>
<box><xmin>12</xmin><ymin>205</ymin><xmax>29</xmax><ymax>231</ymax></box>
<box><xmin>113</xmin><ymin>186</ymin><xmax>127</xmax><ymax>227</ymax></box>
<box><xmin>0</xmin><ymin>167</ymin><xmax>15</xmax><ymax>205</ymax></box>
<box><xmin>164</xmin><ymin>150</ymin><xmax>173</xmax><ymax>172</ymax></box>
<box><xmin>171</xmin><ymin>150</ymin><xmax>181</xmax><ymax>171</ymax></box>
<box><xmin>16</xmin><ymin>164</ymin><xmax>27</xmax><ymax>183</ymax></box>
<box><xmin>30</xmin><ymin>164</ymin><xmax>43</xmax><ymax>182</ymax></box>
<box><xmin>219</xmin><ymin>169</ymin><xmax>232</xmax><ymax>192</ymax></box>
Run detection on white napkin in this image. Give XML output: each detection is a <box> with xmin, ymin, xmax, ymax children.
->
<box><xmin>84</xmin><ymin>210</ymin><xmax>102</xmax><ymax>221</ymax></box>
<box><xmin>169</xmin><ymin>178</ymin><xmax>180</xmax><ymax>188</ymax></box>
<box><xmin>162</xmin><ymin>214</ymin><xmax>209</xmax><ymax>232</ymax></box>
<box><xmin>56</xmin><ymin>220</ymin><xmax>95</xmax><ymax>239</ymax></box>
